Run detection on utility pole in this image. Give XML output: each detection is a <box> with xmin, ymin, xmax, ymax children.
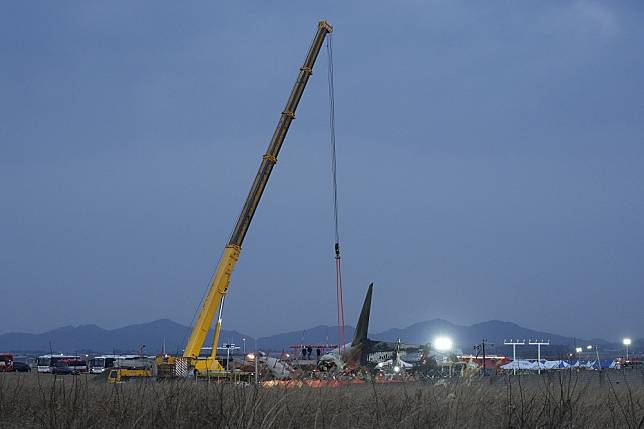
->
<box><xmin>474</xmin><ymin>339</ymin><xmax>493</xmax><ymax>376</ymax></box>
<box><xmin>504</xmin><ymin>339</ymin><xmax>525</xmax><ymax>375</ymax></box>
<box><xmin>529</xmin><ymin>339</ymin><xmax>549</xmax><ymax>375</ymax></box>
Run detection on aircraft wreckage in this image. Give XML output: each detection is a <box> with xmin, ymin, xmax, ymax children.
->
<box><xmin>247</xmin><ymin>283</ymin><xmax>459</xmax><ymax>382</ymax></box>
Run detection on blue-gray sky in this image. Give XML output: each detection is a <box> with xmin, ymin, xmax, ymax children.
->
<box><xmin>2</xmin><ymin>1</ymin><xmax>643</xmax><ymax>341</ymax></box>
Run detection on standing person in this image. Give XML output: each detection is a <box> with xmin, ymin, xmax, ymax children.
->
<box><xmin>316</xmin><ymin>348</ymin><xmax>321</xmax><ymax>362</ymax></box>
<box><xmin>301</xmin><ymin>347</ymin><xmax>306</xmax><ymax>361</ymax></box>
<box><xmin>307</xmin><ymin>345</ymin><xmax>313</xmax><ymax>360</ymax></box>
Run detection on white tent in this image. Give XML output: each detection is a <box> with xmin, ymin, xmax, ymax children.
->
<box><xmin>502</xmin><ymin>359</ymin><xmax>571</xmax><ymax>371</ymax></box>
<box><xmin>584</xmin><ymin>360</ymin><xmax>598</xmax><ymax>369</ymax></box>
<box><xmin>544</xmin><ymin>360</ymin><xmax>570</xmax><ymax>369</ymax></box>
<box><xmin>501</xmin><ymin>360</ymin><xmax>537</xmax><ymax>370</ymax></box>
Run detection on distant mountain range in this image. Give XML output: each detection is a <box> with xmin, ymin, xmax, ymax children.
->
<box><xmin>0</xmin><ymin>318</ymin><xmax>640</xmax><ymax>357</ymax></box>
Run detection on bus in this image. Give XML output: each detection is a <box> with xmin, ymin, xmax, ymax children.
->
<box><xmin>37</xmin><ymin>354</ymin><xmax>82</xmax><ymax>373</ymax></box>
<box><xmin>90</xmin><ymin>355</ymin><xmax>152</xmax><ymax>374</ymax></box>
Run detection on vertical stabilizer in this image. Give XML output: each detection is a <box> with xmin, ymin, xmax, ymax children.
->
<box><xmin>351</xmin><ymin>283</ymin><xmax>373</xmax><ymax>346</ymax></box>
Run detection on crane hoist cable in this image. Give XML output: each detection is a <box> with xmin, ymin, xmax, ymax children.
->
<box><xmin>326</xmin><ymin>33</ymin><xmax>346</xmax><ymax>352</ymax></box>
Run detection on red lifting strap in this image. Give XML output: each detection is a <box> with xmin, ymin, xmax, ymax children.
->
<box><xmin>336</xmin><ymin>255</ymin><xmax>346</xmax><ymax>352</ymax></box>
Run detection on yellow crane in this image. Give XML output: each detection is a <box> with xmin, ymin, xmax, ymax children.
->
<box><xmin>177</xmin><ymin>21</ymin><xmax>333</xmax><ymax>375</ymax></box>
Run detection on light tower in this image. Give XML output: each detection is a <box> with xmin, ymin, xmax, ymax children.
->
<box><xmin>623</xmin><ymin>338</ymin><xmax>631</xmax><ymax>361</ymax></box>
<box><xmin>529</xmin><ymin>339</ymin><xmax>550</xmax><ymax>374</ymax></box>
<box><xmin>504</xmin><ymin>339</ymin><xmax>525</xmax><ymax>375</ymax></box>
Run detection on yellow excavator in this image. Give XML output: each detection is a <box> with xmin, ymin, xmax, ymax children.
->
<box><xmin>167</xmin><ymin>21</ymin><xmax>333</xmax><ymax>376</ymax></box>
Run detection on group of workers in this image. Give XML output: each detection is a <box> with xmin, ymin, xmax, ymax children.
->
<box><xmin>301</xmin><ymin>346</ymin><xmax>322</xmax><ymax>361</ymax></box>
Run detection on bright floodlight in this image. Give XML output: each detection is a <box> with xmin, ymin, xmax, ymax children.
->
<box><xmin>586</xmin><ymin>345</ymin><xmax>592</xmax><ymax>350</ymax></box>
<box><xmin>246</xmin><ymin>353</ymin><xmax>256</xmax><ymax>360</ymax></box>
<box><xmin>393</xmin><ymin>365</ymin><xmax>401</xmax><ymax>373</ymax></box>
<box><xmin>575</xmin><ymin>347</ymin><xmax>582</xmax><ymax>353</ymax></box>
<box><xmin>434</xmin><ymin>337</ymin><xmax>453</xmax><ymax>351</ymax></box>
<box><xmin>623</xmin><ymin>338</ymin><xmax>632</xmax><ymax>346</ymax></box>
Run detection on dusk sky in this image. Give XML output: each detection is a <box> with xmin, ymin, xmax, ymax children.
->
<box><xmin>2</xmin><ymin>1</ymin><xmax>643</xmax><ymax>342</ymax></box>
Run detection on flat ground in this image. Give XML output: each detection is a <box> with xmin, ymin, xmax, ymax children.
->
<box><xmin>1</xmin><ymin>370</ymin><xmax>643</xmax><ymax>428</ymax></box>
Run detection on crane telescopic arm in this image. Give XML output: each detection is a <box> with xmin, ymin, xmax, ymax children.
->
<box><xmin>183</xmin><ymin>21</ymin><xmax>333</xmax><ymax>359</ymax></box>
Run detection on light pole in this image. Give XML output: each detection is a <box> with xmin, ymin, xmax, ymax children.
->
<box><xmin>222</xmin><ymin>344</ymin><xmax>239</xmax><ymax>372</ymax></box>
<box><xmin>242</xmin><ymin>338</ymin><xmax>246</xmax><ymax>355</ymax></box>
<box><xmin>529</xmin><ymin>340</ymin><xmax>549</xmax><ymax>375</ymax></box>
<box><xmin>587</xmin><ymin>345</ymin><xmax>600</xmax><ymax>369</ymax></box>
<box><xmin>254</xmin><ymin>338</ymin><xmax>258</xmax><ymax>384</ymax></box>
<box><xmin>504</xmin><ymin>339</ymin><xmax>525</xmax><ymax>376</ymax></box>
<box><xmin>433</xmin><ymin>337</ymin><xmax>453</xmax><ymax>376</ymax></box>
<box><xmin>623</xmin><ymin>338</ymin><xmax>631</xmax><ymax>361</ymax></box>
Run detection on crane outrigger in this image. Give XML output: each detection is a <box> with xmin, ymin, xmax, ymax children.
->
<box><xmin>175</xmin><ymin>21</ymin><xmax>333</xmax><ymax>375</ymax></box>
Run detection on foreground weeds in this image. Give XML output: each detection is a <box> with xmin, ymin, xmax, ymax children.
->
<box><xmin>0</xmin><ymin>370</ymin><xmax>643</xmax><ymax>428</ymax></box>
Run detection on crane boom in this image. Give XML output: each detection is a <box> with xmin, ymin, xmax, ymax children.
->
<box><xmin>183</xmin><ymin>21</ymin><xmax>333</xmax><ymax>361</ymax></box>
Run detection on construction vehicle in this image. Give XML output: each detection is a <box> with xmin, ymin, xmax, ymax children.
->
<box><xmin>107</xmin><ymin>368</ymin><xmax>153</xmax><ymax>383</ymax></box>
<box><xmin>165</xmin><ymin>21</ymin><xmax>333</xmax><ymax>376</ymax></box>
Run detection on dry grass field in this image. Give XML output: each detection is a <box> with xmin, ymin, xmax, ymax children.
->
<box><xmin>1</xmin><ymin>370</ymin><xmax>643</xmax><ymax>428</ymax></box>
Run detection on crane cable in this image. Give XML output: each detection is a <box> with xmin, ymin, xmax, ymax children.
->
<box><xmin>326</xmin><ymin>34</ymin><xmax>346</xmax><ymax>352</ymax></box>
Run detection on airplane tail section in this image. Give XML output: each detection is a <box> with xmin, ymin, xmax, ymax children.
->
<box><xmin>351</xmin><ymin>283</ymin><xmax>373</xmax><ymax>347</ymax></box>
